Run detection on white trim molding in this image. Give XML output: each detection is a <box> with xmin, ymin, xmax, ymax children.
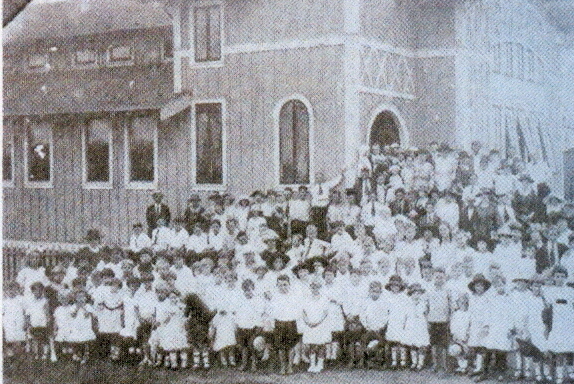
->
<box><xmin>366</xmin><ymin>104</ymin><xmax>410</xmax><ymax>148</ymax></box>
<box><xmin>3</xmin><ymin>119</ymin><xmax>15</xmax><ymax>188</ymax></box>
<box><xmin>124</xmin><ymin>114</ymin><xmax>159</xmax><ymax>190</ymax></box>
<box><xmin>23</xmin><ymin>120</ymin><xmax>54</xmax><ymax>189</ymax></box>
<box><xmin>190</xmin><ymin>98</ymin><xmax>228</xmax><ymax>191</ymax></box>
<box><xmin>358</xmin><ymin>86</ymin><xmax>416</xmax><ymax>100</ymax></box>
<box><xmin>82</xmin><ymin>118</ymin><xmax>114</xmax><ymax>190</ymax></box>
<box><xmin>273</xmin><ymin>94</ymin><xmax>315</xmax><ymax>187</ymax></box>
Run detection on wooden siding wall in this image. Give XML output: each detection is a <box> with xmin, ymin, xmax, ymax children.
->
<box><xmin>182</xmin><ymin>46</ymin><xmax>346</xmax><ymax>193</ymax></box>
<box><xmin>3</xmin><ymin>112</ymin><xmax>198</xmax><ymax>245</ymax></box>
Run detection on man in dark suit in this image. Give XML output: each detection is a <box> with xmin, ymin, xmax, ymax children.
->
<box><xmin>353</xmin><ymin>167</ymin><xmax>376</xmax><ymax>206</ymax></box>
<box><xmin>389</xmin><ymin>188</ymin><xmax>413</xmax><ymax>216</ymax></box>
<box><xmin>535</xmin><ymin>225</ymin><xmax>569</xmax><ymax>273</ymax></box>
<box><xmin>146</xmin><ymin>192</ymin><xmax>171</xmax><ymax>237</ymax></box>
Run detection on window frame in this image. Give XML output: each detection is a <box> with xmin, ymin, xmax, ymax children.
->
<box><xmin>274</xmin><ymin>95</ymin><xmax>315</xmax><ymax>188</ymax></box>
<box><xmin>123</xmin><ymin>113</ymin><xmax>159</xmax><ymax>190</ymax></box>
<box><xmin>190</xmin><ymin>98</ymin><xmax>227</xmax><ymax>191</ymax></box>
<box><xmin>82</xmin><ymin>118</ymin><xmax>114</xmax><ymax>189</ymax></box>
<box><xmin>105</xmin><ymin>44</ymin><xmax>135</xmax><ymax>67</ymax></box>
<box><xmin>24</xmin><ymin>120</ymin><xmax>54</xmax><ymax>189</ymax></box>
<box><xmin>3</xmin><ymin>119</ymin><xmax>15</xmax><ymax>188</ymax></box>
<box><xmin>187</xmin><ymin>1</ymin><xmax>224</xmax><ymax>68</ymax></box>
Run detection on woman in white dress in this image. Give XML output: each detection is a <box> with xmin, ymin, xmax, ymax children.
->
<box><xmin>467</xmin><ymin>274</ymin><xmax>492</xmax><ymax>379</ymax></box>
<box><xmin>67</xmin><ymin>290</ymin><xmax>97</xmax><ymax>364</ymax></box>
<box><xmin>402</xmin><ymin>283</ymin><xmax>430</xmax><ymax>370</ymax></box>
<box><xmin>156</xmin><ymin>289</ymin><xmax>189</xmax><ymax>369</ymax></box>
<box><xmin>301</xmin><ymin>280</ymin><xmax>331</xmax><ymax>373</ymax></box>
<box><xmin>385</xmin><ymin>275</ymin><xmax>409</xmax><ymax>368</ymax></box>
<box><xmin>120</xmin><ymin>277</ymin><xmax>142</xmax><ymax>360</ymax></box>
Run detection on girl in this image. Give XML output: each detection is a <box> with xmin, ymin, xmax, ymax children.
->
<box><xmin>3</xmin><ymin>282</ymin><xmax>27</xmax><ymax>360</ymax></box>
<box><xmin>402</xmin><ymin>283</ymin><xmax>429</xmax><ymax>371</ymax></box>
<box><xmin>467</xmin><ymin>274</ymin><xmax>492</xmax><ymax>381</ymax></box>
<box><xmin>17</xmin><ymin>251</ymin><xmax>49</xmax><ymax>297</ymax></box>
<box><xmin>157</xmin><ymin>290</ymin><xmax>189</xmax><ymax>369</ymax></box>
<box><xmin>543</xmin><ymin>266</ymin><xmax>574</xmax><ymax>384</ymax></box>
<box><xmin>94</xmin><ymin>277</ymin><xmax>124</xmax><ymax>361</ymax></box>
<box><xmin>385</xmin><ymin>275</ymin><xmax>409</xmax><ymax>368</ymax></box>
<box><xmin>322</xmin><ymin>267</ymin><xmax>345</xmax><ymax>362</ymax></box>
<box><xmin>67</xmin><ymin>290</ymin><xmax>97</xmax><ymax>364</ymax></box>
<box><xmin>235</xmin><ymin>279</ymin><xmax>265</xmax><ymax>372</ymax></box>
<box><xmin>120</xmin><ymin>277</ymin><xmax>142</xmax><ymax>363</ymax></box>
<box><xmin>185</xmin><ymin>293</ymin><xmax>215</xmax><ymax>370</ymax></box>
<box><xmin>24</xmin><ymin>282</ymin><xmax>50</xmax><ymax>360</ymax></box>
<box><xmin>135</xmin><ymin>273</ymin><xmax>157</xmax><ymax>366</ymax></box>
<box><xmin>210</xmin><ymin>271</ymin><xmax>239</xmax><ymax>367</ymax></box>
<box><xmin>53</xmin><ymin>293</ymin><xmax>73</xmax><ymax>361</ymax></box>
<box><xmin>450</xmin><ymin>295</ymin><xmax>471</xmax><ymax>374</ymax></box>
<box><xmin>301</xmin><ymin>280</ymin><xmax>331</xmax><ymax>373</ymax></box>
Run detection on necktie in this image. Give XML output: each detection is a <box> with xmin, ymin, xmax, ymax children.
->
<box><xmin>318</xmin><ymin>184</ymin><xmax>323</xmax><ymax>195</ymax></box>
<box><xmin>153</xmin><ymin>230</ymin><xmax>158</xmax><ymax>245</ymax></box>
<box><xmin>156</xmin><ymin>204</ymin><xmax>160</xmax><ymax>215</ymax></box>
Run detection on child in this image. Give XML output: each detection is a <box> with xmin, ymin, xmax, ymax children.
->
<box><xmin>129</xmin><ymin>223</ymin><xmax>152</xmax><ymax>254</ymax></box>
<box><xmin>270</xmin><ymin>275</ymin><xmax>301</xmax><ymax>375</ymax></box>
<box><xmin>402</xmin><ymin>283</ymin><xmax>429</xmax><ymax>371</ymax></box>
<box><xmin>94</xmin><ymin>277</ymin><xmax>123</xmax><ymax>361</ymax></box>
<box><xmin>135</xmin><ymin>273</ymin><xmax>157</xmax><ymax>366</ymax></box>
<box><xmin>543</xmin><ymin>266</ymin><xmax>574</xmax><ymax>384</ymax></box>
<box><xmin>426</xmin><ymin>267</ymin><xmax>452</xmax><ymax>372</ymax></box>
<box><xmin>467</xmin><ymin>274</ymin><xmax>492</xmax><ymax>381</ymax></box>
<box><xmin>210</xmin><ymin>271</ymin><xmax>239</xmax><ymax>367</ymax></box>
<box><xmin>385</xmin><ymin>275</ymin><xmax>408</xmax><ymax>368</ymax></box>
<box><xmin>157</xmin><ymin>290</ymin><xmax>189</xmax><ymax>369</ymax></box>
<box><xmin>450</xmin><ymin>295</ymin><xmax>471</xmax><ymax>374</ymax></box>
<box><xmin>120</xmin><ymin>277</ymin><xmax>142</xmax><ymax>363</ymax></box>
<box><xmin>24</xmin><ymin>282</ymin><xmax>50</xmax><ymax>360</ymax></box>
<box><xmin>3</xmin><ymin>282</ymin><xmax>27</xmax><ymax>359</ymax></box>
<box><xmin>359</xmin><ymin>281</ymin><xmax>389</xmax><ymax>369</ymax></box>
<box><xmin>67</xmin><ymin>290</ymin><xmax>97</xmax><ymax>364</ymax></box>
<box><xmin>17</xmin><ymin>251</ymin><xmax>49</xmax><ymax>296</ymax></box>
<box><xmin>184</xmin><ymin>293</ymin><xmax>215</xmax><ymax>370</ymax></box>
<box><xmin>301</xmin><ymin>280</ymin><xmax>331</xmax><ymax>373</ymax></box>
<box><xmin>235</xmin><ymin>279</ymin><xmax>265</xmax><ymax>371</ymax></box>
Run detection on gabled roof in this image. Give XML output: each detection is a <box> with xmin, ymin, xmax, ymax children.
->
<box><xmin>3</xmin><ymin>0</ymin><xmax>171</xmax><ymax>45</ymax></box>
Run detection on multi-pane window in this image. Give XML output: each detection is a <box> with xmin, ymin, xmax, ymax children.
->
<box><xmin>25</xmin><ymin>121</ymin><xmax>52</xmax><ymax>186</ymax></box>
<box><xmin>83</xmin><ymin>119</ymin><xmax>112</xmax><ymax>187</ymax></box>
<box><xmin>279</xmin><ymin>100</ymin><xmax>310</xmax><ymax>185</ymax></box>
<box><xmin>194</xmin><ymin>5</ymin><xmax>221</xmax><ymax>62</ymax></box>
<box><xmin>3</xmin><ymin>120</ymin><xmax>14</xmax><ymax>184</ymax></box>
<box><xmin>107</xmin><ymin>45</ymin><xmax>133</xmax><ymax>65</ymax></box>
<box><xmin>195</xmin><ymin>103</ymin><xmax>223</xmax><ymax>185</ymax></box>
<box><xmin>126</xmin><ymin>116</ymin><xmax>157</xmax><ymax>186</ymax></box>
<box><xmin>75</xmin><ymin>49</ymin><xmax>98</xmax><ymax>66</ymax></box>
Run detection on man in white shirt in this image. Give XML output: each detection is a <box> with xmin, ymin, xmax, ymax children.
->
<box><xmin>288</xmin><ymin>186</ymin><xmax>311</xmax><ymax>237</ymax></box>
<box><xmin>128</xmin><ymin>223</ymin><xmax>152</xmax><ymax>254</ymax></box>
<box><xmin>170</xmin><ymin>218</ymin><xmax>190</xmax><ymax>250</ymax></box>
<box><xmin>310</xmin><ymin>171</ymin><xmax>345</xmax><ymax>240</ymax></box>
<box><xmin>150</xmin><ymin>219</ymin><xmax>174</xmax><ymax>252</ymax></box>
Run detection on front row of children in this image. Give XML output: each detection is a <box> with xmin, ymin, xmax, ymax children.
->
<box><xmin>4</xmin><ymin>262</ymin><xmax>574</xmax><ymax>383</ymax></box>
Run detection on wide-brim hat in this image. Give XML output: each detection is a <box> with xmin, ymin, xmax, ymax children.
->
<box><xmin>385</xmin><ymin>274</ymin><xmax>406</xmax><ymax>291</ymax></box>
<box><xmin>468</xmin><ymin>273</ymin><xmax>491</xmax><ymax>293</ymax></box>
<box><xmin>85</xmin><ymin>229</ymin><xmax>102</xmax><ymax>242</ymax></box>
<box><xmin>305</xmin><ymin>256</ymin><xmax>329</xmax><ymax>272</ymax></box>
<box><xmin>152</xmin><ymin>191</ymin><xmax>164</xmax><ymax>198</ymax></box>
<box><xmin>264</xmin><ymin>253</ymin><xmax>290</xmax><ymax>270</ymax></box>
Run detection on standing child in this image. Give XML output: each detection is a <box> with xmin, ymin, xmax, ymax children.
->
<box><xmin>158</xmin><ymin>290</ymin><xmax>189</xmax><ymax>369</ymax></box>
<box><xmin>210</xmin><ymin>271</ymin><xmax>239</xmax><ymax>367</ymax></box>
<box><xmin>467</xmin><ymin>274</ymin><xmax>492</xmax><ymax>381</ymax></box>
<box><xmin>450</xmin><ymin>295</ymin><xmax>471</xmax><ymax>374</ymax></box>
<box><xmin>271</xmin><ymin>275</ymin><xmax>301</xmax><ymax>375</ymax></box>
<box><xmin>24</xmin><ymin>282</ymin><xmax>50</xmax><ymax>360</ymax></box>
<box><xmin>427</xmin><ymin>267</ymin><xmax>452</xmax><ymax>372</ymax></box>
<box><xmin>359</xmin><ymin>281</ymin><xmax>389</xmax><ymax>369</ymax></box>
<box><xmin>3</xmin><ymin>282</ymin><xmax>27</xmax><ymax>360</ymax></box>
<box><xmin>301</xmin><ymin>280</ymin><xmax>331</xmax><ymax>373</ymax></box>
<box><xmin>385</xmin><ymin>275</ymin><xmax>409</xmax><ymax>368</ymax></box>
<box><xmin>94</xmin><ymin>277</ymin><xmax>124</xmax><ymax>361</ymax></box>
<box><xmin>120</xmin><ymin>277</ymin><xmax>142</xmax><ymax>363</ymax></box>
<box><xmin>235</xmin><ymin>279</ymin><xmax>265</xmax><ymax>372</ymax></box>
<box><xmin>67</xmin><ymin>290</ymin><xmax>97</xmax><ymax>364</ymax></box>
<box><xmin>402</xmin><ymin>283</ymin><xmax>430</xmax><ymax>371</ymax></box>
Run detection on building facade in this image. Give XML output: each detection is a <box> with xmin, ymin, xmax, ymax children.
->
<box><xmin>3</xmin><ymin>0</ymin><xmax>573</xmax><ymax>244</ymax></box>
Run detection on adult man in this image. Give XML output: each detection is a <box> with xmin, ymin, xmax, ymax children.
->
<box><xmin>145</xmin><ymin>192</ymin><xmax>171</xmax><ymax>237</ymax></box>
<box><xmin>310</xmin><ymin>170</ymin><xmax>345</xmax><ymax>240</ymax></box>
<box><xmin>184</xmin><ymin>194</ymin><xmax>208</xmax><ymax>233</ymax></box>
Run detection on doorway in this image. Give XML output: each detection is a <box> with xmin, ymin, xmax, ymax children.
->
<box><xmin>369</xmin><ymin>111</ymin><xmax>401</xmax><ymax>147</ymax></box>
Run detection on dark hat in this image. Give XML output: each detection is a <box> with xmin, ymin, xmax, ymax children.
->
<box><xmin>298</xmin><ymin>185</ymin><xmax>308</xmax><ymax>191</ymax></box>
<box><xmin>306</xmin><ymin>256</ymin><xmax>329</xmax><ymax>270</ymax></box>
<box><xmin>100</xmin><ymin>268</ymin><xmax>116</xmax><ymax>279</ymax></box>
<box><xmin>407</xmin><ymin>283</ymin><xmax>425</xmax><ymax>296</ymax></box>
<box><xmin>188</xmin><ymin>194</ymin><xmax>201</xmax><ymax>202</ymax></box>
<box><xmin>345</xmin><ymin>188</ymin><xmax>356</xmax><ymax>196</ymax></box>
<box><xmin>265</xmin><ymin>253</ymin><xmax>291</xmax><ymax>270</ymax></box>
<box><xmin>552</xmin><ymin>265</ymin><xmax>568</xmax><ymax>277</ymax></box>
<box><xmin>152</xmin><ymin>191</ymin><xmax>164</xmax><ymax>198</ymax></box>
<box><xmin>132</xmin><ymin>223</ymin><xmax>143</xmax><ymax>228</ymax></box>
<box><xmin>385</xmin><ymin>275</ymin><xmax>406</xmax><ymax>291</ymax></box>
<box><xmin>292</xmin><ymin>263</ymin><xmax>311</xmax><ymax>277</ymax></box>
<box><xmin>85</xmin><ymin>229</ymin><xmax>102</xmax><ymax>242</ymax></box>
<box><xmin>250</xmin><ymin>190</ymin><xmax>265</xmax><ymax>198</ymax></box>
<box><xmin>468</xmin><ymin>273</ymin><xmax>491</xmax><ymax>293</ymax></box>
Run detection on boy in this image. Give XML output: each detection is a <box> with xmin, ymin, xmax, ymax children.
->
<box><xmin>427</xmin><ymin>267</ymin><xmax>452</xmax><ymax>373</ymax></box>
<box><xmin>359</xmin><ymin>281</ymin><xmax>389</xmax><ymax>369</ymax></box>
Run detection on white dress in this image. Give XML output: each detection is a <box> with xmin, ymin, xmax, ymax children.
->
<box><xmin>483</xmin><ymin>293</ymin><xmax>513</xmax><ymax>351</ymax></box>
<box><xmin>68</xmin><ymin>305</ymin><xmax>97</xmax><ymax>343</ymax></box>
<box><xmin>16</xmin><ymin>267</ymin><xmax>49</xmax><ymax>296</ymax></box>
<box><xmin>322</xmin><ymin>282</ymin><xmax>346</xmax><ymax>333</ymax></box>
<box><xmin>544</xmin><ymin>286</ymin><xmax>574</xmax><ymax>353</ymax></box>
<box><xmin>53</xmin><ymin>305</ymin><xmax>73</xmax><ymax>342</ymax></box>
<box><xmin>468</xmin><ymin>294</ymin><xmax>491</xmax><ymax>348</ymax></box>
<box><xmin>211</xmin><ymin>288</ymin><xmax>239</xmax><ymax>351</ymax></box>
<box><xmin>386</xmin><ymin>292</ymin><xmax>408</xmax><ymax>343</ymax></box>
<box><xmin>522</xmin><ymin>294</ymin><xmax>547</xmax><ymax>352</ymax></box>
<box><xmin>301</xmin><ymin>295</ymin><xmax>332</xmax><ymax>344</ymax></box>
<box><xmin>156</xmin><ymin>299</ymin><xmax>189</xmax><ymax>351</ymax></box>
<box><xmin>120</xmin><ymin>294</ymin><xmax>140</xmax><ymax>339</ymax></box>
<box><xmin>3</xmin><ymin>296</ymin><xmax>26</xmax><ymax>342</ymax></box>
<box><xmin>450</xmin><ymin>310</ymin><xmax>471</xmax><ymax>345</ymax></box>
<box><xmin>95</xmin><ymin>288</ymin><xmax>123</xmax><ymax>334</ymax></box>
<box><xmin>401</xmin><ymin>298</ymin><xmax>430</xmax><ymax>348</ymax></box>
<box><xmin>23</xmin><ymin>296</ymin><xmax>48</xmax><ymax>328</ymax></box>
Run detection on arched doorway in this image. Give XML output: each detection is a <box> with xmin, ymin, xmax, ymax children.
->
<box><xmin>369</xmin><ymin>111</ymin><xmax>401</xmax><ymax>147</ymax></box>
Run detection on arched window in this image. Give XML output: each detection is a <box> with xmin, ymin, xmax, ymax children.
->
<box><xmin>279</xmin><ymin>100</ymin><xmax>310</xmax><ymax>184</ymax></box>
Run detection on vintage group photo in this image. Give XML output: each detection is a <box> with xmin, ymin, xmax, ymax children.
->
<box><xmin>2</xmin><ymin>0</ymin><xmax>574</xmax><ymax>383</ymax></box>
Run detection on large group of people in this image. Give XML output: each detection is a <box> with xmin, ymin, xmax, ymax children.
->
<box><xmin>4</xmin><ymin>141</ymin><xmax>574</xmax><ymax>383</ymax></box>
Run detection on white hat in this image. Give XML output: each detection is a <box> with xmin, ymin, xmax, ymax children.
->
<box><xmin>253</xmin><ymin>335</ymin><xmax>266</xmax><ymax>352</ymax></box>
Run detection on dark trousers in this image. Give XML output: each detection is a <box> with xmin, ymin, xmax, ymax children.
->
<box><xmin>311</xmin><ymin>206</ymin><xmax>328</xmax><ymax>240</ymax></box>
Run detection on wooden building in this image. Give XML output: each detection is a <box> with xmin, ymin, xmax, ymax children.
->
<box><xmin>3</xmin><ymin>0</ymin><xmax>573</xmax><ymax>245</ymax></box>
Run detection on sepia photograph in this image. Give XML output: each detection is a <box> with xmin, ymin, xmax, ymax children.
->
<box><xmin>2</xmin><ymin>0</ymin><xmax>574</xmax><ymax>383</ymax></box>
